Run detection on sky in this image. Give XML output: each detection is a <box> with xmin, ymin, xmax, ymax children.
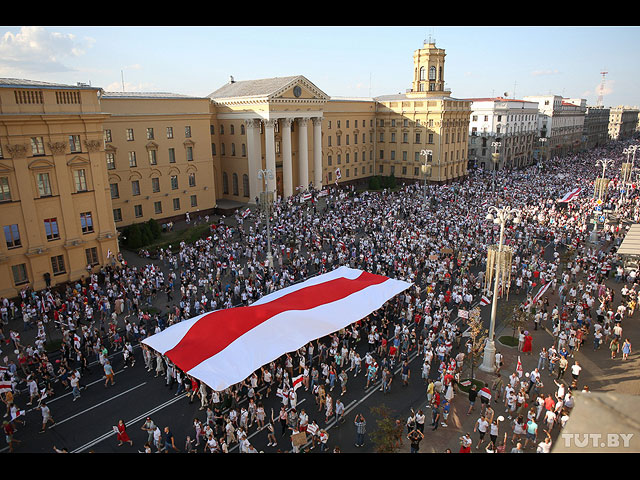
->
<box><xmin>1</xmin><ymin>25</ymin><xmax>639</xmax><ymax>107</ymax></box>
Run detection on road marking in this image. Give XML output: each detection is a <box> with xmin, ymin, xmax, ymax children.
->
<box><xmin>71</xmin><ymin>391</ymin><xmax>187</xmax><ymax>453</ymax></box>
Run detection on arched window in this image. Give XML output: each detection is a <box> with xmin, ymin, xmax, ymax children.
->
<box><xmin>429</xmin><ymin>66</ymin><xmax>436</xmax><ymax>80</ymax></box>
<box><xmin>222</xmin><ymin>172</ymin><xmax>229</xmax><ymax>194</ymax></box>
<box><xmin>242</xmin><ymin>174</ymin><xmax>249</xmax><ymax>197</ymax></box>
<box><xmin>419</xmin><ymin>66</ymin><xmax>426</xmax><ymax>81</ymax></box>
<box><xmin>232</xmin><ymin>173</ymin><xmax>239</xmax><ymax>196</ymax></box>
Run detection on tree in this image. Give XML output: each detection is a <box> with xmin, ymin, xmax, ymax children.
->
<box><xmin>369</xmin><ymin>405</ymin><xmax>404</xmax><ymax>453</ymax></box>
<box><xmin>465</xmin><ymin>307</ymin><xmax>487</xmax><ymax>381</ymax></box>
<box><xmin>505</xmin><ymin>305</ymin><xmax>529</xmax><ymax>341</ymax></box>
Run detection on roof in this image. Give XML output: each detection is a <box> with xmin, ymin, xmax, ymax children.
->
<box><xmin>618</xmin><ymin>223</ymin><xmax>640</xmax><ymax>256</ymax></box>
<box><xmin>207</xmin><ymin>76</ymin><xmax>302</xmax><ymax>99</ymax></box>
<box><xmin>101</xmin><ymin>91</ymin><xmax>202</xmax><ymax>99</ymax></box>
<box><xmin>0</xmin><ymin>78</ymin><xmax>98</xmax><ymax>90</ymax></box>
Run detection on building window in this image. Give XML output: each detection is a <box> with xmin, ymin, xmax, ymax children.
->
<box><xmin>186</xmin><ymin>146</ymin><xmax>193</xmax><ymax>161</ymax></box>
<box><xmin>104</xmin><ymin>129</ymin><xmax>112</xmax><ymax>143</ymax></box>
<box><xmin>185</xmin><ymin>126</ymin><xmax>191</xmax><ymax>138</ymax></box>
<box><xmin>243</xmin><ymin>174</ymin><xmax>249</xmax><ymax>197</ymax></box>
<box><xmin>188</xmin><ymin>173</ymin><xmax>196</xmax><ymax>187</ymax></box>
<box><xmin>151</xmin><ymin>177</ymin><xmax>160</xmax><ymax>193</ymax></box>
<box><xmin>170</xmin><ymin>175</ymin><xmax>178</xmax><ymax>190</ymax></box>
<box><xmin>11</xmin><ymin>264</ymin><xmax>28</xmax><ymax>286</ymax></box>
<box><xmin>4</xmin><ymin>224</ymin><xmax>21</xmax><ymax>249</ymax></box>
<box><xmin>51</xmin><ymin>255</ymin><xmax>66</xmax><ymax>275</ymax></box>
<box><xmin>80</xmin><ymin>212</ymin><xmax>94</xmax><ymax>234</ymax></box>
<box><xmin>146</xmin><ymin>128</ymin><xmax>154</xmax><ymax>140</ymax></box>
<box><xmin>222</xmin><ymin>172</ymin><xmax>229</xmax><ymax>194</ymax></box>
<box><xmin>113</xmin><ymin>208</ymin><xmax>122</xmax><ymax>222</ymax></box>
<box><xmin>168</xmin><ymin>148</ymin><xmax>176</xmax><ymax>163</ymax></box>
<box><xmin>69</xmin><ymin>135</ymin><xmax>82</xmax><ymax>153</ymax></box>
<box><xmin>173</xmin><ymin>198</ymin><xmax>180</xmax><ymax>211</ymax></box>
<box><xmin>37</xmin><ymin>173</ymin><xmax>52</xmax><ymax>196</ymax></box>
<box><xmin>132</xmin><ymin>180</ymin><xmax>140</xmax><ymax>196</ymax></box>
<box><xmin>74</xmin><ymin>169</ymin><xmax>88</xmax><ymax>192</ymax></box>
<box><xmin>106</xmin><ymin>153</ymin><xmax>116</xmax><ymax>170</ymax></box>
<box><xmin>85</xmin><ymin>247</ymin><xmax>98</xmax><ymax>266</ymax></box>
<box><xmin>134</xmin><ymin>205</ymin><xmax>143</xmax><ymax>218</ymax></box>
<box><xmin>232</xmin><ymin>173</ymin><xmax>238</xmax><ymax>196</ymax></box>
<box><xmin>128</xmin><ymin>151</ymin><xmax>137</xmax><ymax>167</ymax></box>
<box><xmin>110</xmin><ymin>183</ymin><xmax>119</xmax><ymax>199</ymax></box>
<box><xmin>0</xmin><ymin>177</ymin><xmax>11</xmax><ymax>201</ymax></box>
<box><xmin>190</xmin><ymin>194</ymin><xmax>197</xmax><ymax>207</ymax></box>
<box><xmin>31</xmin><ymin>137</ymin><xmax>45</xmax><ymax>155</ymax></box>
<box><xmin>126</xmin><ymin>128</ymin><xmax>134</xmax><ymax>141</ymax></box>
<box><xmin>167</xmin><ymin>127</ymin><xmax>173</xmax><ymax>139</ymax></box>
<box><xmin>154</xmin><ymin>201</ymin><xmax>162</xmax><ymax>214</ymax></box>
<box><xmin>148</xmin><ymin>149</ymin><xmax>157</xmax><ymax>165</ymax></box>
<box><xmin>44</xmin><ymin>218</ymin><xmax>60</xmax><ymax>240</ymax></box>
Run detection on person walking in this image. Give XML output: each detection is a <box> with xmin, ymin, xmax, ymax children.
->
<box><xmin>622</xmin><ymin>338</ymin><xmax>632</xmax><ymax>360</ymax></box>
<box><xmin>116</xmin><ymin>419</ymin><xmax>133</xmax><ymax>447</ymax></box>
<box><xmin>103</xmin><ymin>360</ymin><xmax>115</xmax><ymax>387</ymax></box>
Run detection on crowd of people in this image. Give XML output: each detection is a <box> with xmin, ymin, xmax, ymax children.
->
<box><xmin>1</xmin><ymin>137</ymin><xmax>638</xmax><ymax>454</ymax></box>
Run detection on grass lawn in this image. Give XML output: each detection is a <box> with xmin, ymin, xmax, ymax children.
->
<box><xmin>498</xmin><ymin>335</ymin><xmax>519</xmax><ymax>347</ymax></box>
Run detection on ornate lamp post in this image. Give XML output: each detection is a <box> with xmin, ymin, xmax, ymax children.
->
<box><xmin>491</xmin><ymin>141</ymin><xmax>501</xmax><ymax>192</ymax></box>
<box><xmin>595</xmin><ymin>158</ymin><xmax>613</xmax><ymax>202</ymax></box>
<box><xmin>479</xmin><ymin>205</ymin><xmax>521</xmax><ymax>373</ymax></box>
<box><xmin>420</xmin><ymin>149</ymin><xmax>433</xmax><ymax>204</ymax></box>
<box><xmin>257</xmin><ymin>168</ymin><xmax>275</xmax><ymax>269</ymax></box>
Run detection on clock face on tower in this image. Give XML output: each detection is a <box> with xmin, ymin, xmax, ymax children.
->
<box><xmin>293</xmin><ymin>86</ymin><xmax>302</xmax><ymax>98</ymax></box>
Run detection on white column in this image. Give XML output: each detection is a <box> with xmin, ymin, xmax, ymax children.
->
<box><xmin>245</xmin><ymin>119</ymin><xmax>261</xmax><ymax>203</ymax></box>
<box><xmin>297</xmin><ymin>117</ymin><xmax>309</xmax><ymax>190</ymax></box>
<box><xmin>282</xmin><ymin>118</ymin><xmax>293</xmax><ymax>199</ymax></box>
<box><xmin>313</xmin><ymin>117</ymin><xmax>323</xmax><ymax>189</ymax></box>
<box><xmin>264</xmin><ymin>119</ymin><xmax>277</xmax><ymax>193</ymax></box>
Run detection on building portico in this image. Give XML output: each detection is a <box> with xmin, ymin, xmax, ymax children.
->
<box><xmin>208</xmin><ymin>75</ymin><xmax>328</xmax><ymax>203</ymax></box>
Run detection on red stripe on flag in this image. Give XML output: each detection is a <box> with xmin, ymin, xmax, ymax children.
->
<box><xmin>165</xmin><ymin>271</ymin><xmax>388</xmax><ymax>372</ymax></box>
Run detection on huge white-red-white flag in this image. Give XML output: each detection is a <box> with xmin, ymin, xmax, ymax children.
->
<box><xmin>142</xmin><ymin>267</ymin><xmax>411</xmax><ymax>391</ymax></box>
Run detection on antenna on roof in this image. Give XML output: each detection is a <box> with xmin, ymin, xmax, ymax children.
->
<box><xmin>121</xmin><ymin>70</ymin><xmax>125</xmax><ymax>92</ymax></box>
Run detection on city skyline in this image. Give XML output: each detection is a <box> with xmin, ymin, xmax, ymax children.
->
<box><xmin>1</xmin><ymin>25</ymin><xmax>639</xmax><ymax>107</ymax></box>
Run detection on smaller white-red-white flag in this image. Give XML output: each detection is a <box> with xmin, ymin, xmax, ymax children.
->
<box><xmin>242</xmin><ymin>208</ymin><xmax>251</xmax><ymax>219</ymax></box>
<box><xmin>516</xmin><ymin>356</ymin><xmax>523</xmax><ymax>378</ymax></box>
<box><xmin>480</xmin><ymin>295</ymin><xmax>491</xmax><ymax>306</ymax></box>
<box><xmin>0</xmin><ymin>380</ymin><xmax>12</xmax><ymax>394</ymax></box>
<box><xmin>292</xmin><ymin>374</ymin><xmax>304</xmax><ymax>391</ymax></box>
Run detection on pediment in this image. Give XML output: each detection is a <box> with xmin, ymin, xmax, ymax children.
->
<box><xmin>271</xmin><ymin>76</ymin><xmax>330</xmax><ymax>103</ymax></box>
<box><xmin>67</xmin><ymin>155</ymin><xmax>91</xmax><ymax>167</ymax></box>
<box><xmin>28</xmin><ymin>158</ymin><xmax>55</xmax><ymax>170</ymax></box>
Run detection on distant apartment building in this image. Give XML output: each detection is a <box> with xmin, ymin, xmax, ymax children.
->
<box><xmin>465</xmin><ymin>97</ymin><xmax>539</xmax><ymax>171</ymax></box>
<box><xmin>524</xmin><ymin>95</ymin><xmax>586</xmax><ymax>158</ymax></box>
<box><xmin>583</xmin><ymin>106</ymin><xmax>611</xmax><ymax>149</ymax></box>
<box><xmin>608</xmin><ymin>105</ymin><xmax>640</xmax><ymax>141</ymax></box>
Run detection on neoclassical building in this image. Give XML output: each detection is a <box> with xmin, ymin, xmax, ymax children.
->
<box><xmin>0</xmin><ymin>39</ymin><xmax>471</xmax><ymax>297</ymax></box>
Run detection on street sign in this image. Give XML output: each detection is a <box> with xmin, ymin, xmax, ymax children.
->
<box><xmin>599</xmin><ymin>215</ymin><xmax>606</xmax><ymax>222</ymax></box>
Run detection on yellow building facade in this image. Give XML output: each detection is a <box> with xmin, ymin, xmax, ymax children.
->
<box><xmin>0</xmin><ymin>79</ymin><xmax>118</xmax><ymax>297</ymax></box>
<box><xmin>0</xmin><ymin>39</ymin><xmax>469</xmax><ymax>297</ymax></box>
<box><xmin>101</xmin><ymin>93</ymin><xmax>217</xmax><ymax>226</ymax></box>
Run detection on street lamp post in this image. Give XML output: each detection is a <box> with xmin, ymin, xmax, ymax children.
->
<box><xmin>623</xmin><ymin>146</ymin><xmax>639</xmax><ymax>200</ymax></box>
<box><xmin>257</xmin><ymin>168</ymin><xmax>274</xmax><ymax>270</ymax></box>
<box><xmin>479</xmin><ymin>205</ymin><xmax>522</xmax><ymax>373</ymax></box>
<box><xmin>491</xmin><ymin>141</ymin><xmax>501</xmax><ymax>193</ymax></box>
<box><xmin>420</xmin><ymin>149</ymin><xmax>433</xmax><ymax>204</ymax></box>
